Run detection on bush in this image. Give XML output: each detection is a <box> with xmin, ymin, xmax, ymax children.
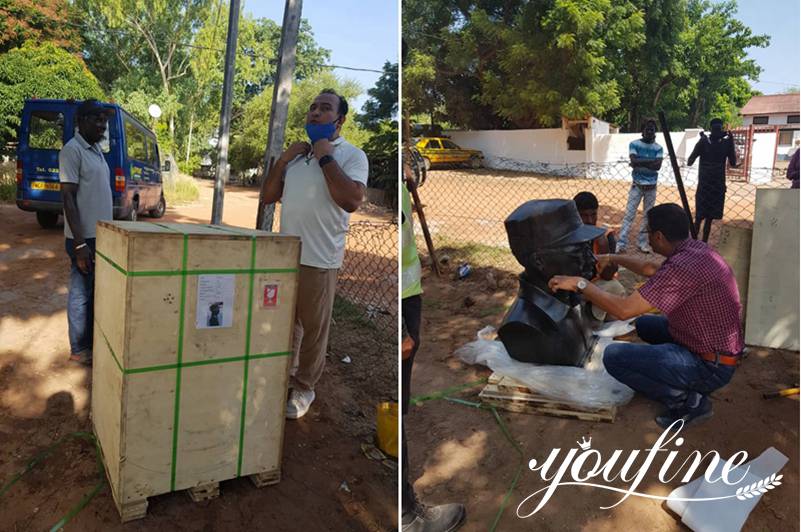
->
<box><xmin>0</xmin><ymin>164</ymin><xmax>15</xmax><ymax>202</ymax></box>
<box><xmin>163</xmin><ymin>174</ymin><xmax>200</xmax><ymax>205</ymax></box>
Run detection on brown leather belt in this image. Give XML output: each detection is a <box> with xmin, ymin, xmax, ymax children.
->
<box><xmin>699</xmin><ymin>352</ymin><xmax>741</xmax><ymax>366</ymax></box>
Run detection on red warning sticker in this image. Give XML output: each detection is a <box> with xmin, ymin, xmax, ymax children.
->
<box><xmin>263</xmin><ymin>284</ymin><xmax>279</xmax><ymax>307</ymax></box>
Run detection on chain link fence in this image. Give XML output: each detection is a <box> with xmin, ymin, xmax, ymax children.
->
<box><xmin>337</xmin><ymin>220</ymin><xmax>398</xmax><ymax>336</ymax></box>
<box><xmin>413</xmin><ymin>160</ymin><xmax>791</xmax><ymax>273</ymax></box>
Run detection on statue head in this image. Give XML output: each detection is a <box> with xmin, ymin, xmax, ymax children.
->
<box><xmin>505</xmin><ymin>199</ymin><xmax>604</xmax><ymax>287</ymax></box>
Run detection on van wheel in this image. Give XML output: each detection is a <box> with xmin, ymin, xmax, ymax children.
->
<box><xmin>149</xmin><ymin>195</ymin><xmax>166</xmax><ymax>218</ymax></box>
<box><xmin>127</xmin><ymin>200</ymin><xmax>138</xmax><ymax>222</ymax></box>
<box><xmin>36</xmin><ymin>211</ymin><xmax>59</xmax><ymax>229</ymax></box>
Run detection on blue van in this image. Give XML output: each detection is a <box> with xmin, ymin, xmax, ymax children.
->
<box><xmin>15</xmin><ymin>99</ymin><xmax>167</xmax><ymax>228</ymax></box>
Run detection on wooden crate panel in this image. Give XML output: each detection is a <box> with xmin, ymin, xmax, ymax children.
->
<box><xmin>175</xmin><ymin>362</ymin><xmax>244</xmax><ymax>490</ymax></box>
<box><xmin>185</xmin><ymin>235</ymin><xmax>252</xmax><ymax>271</ymax></box>
<box><xmin>126</xmin><ymin>275</ymin><xmax>181</xmax><ymax>369</ymax></box>
<box><xmin>94</xmin><ymin>255</ymin><xmax>127</xmax><ymax>361</ymax></box>
<box><xmin>91</xmin><ymin>329</ymin><xmax>123</xmax><ymax>501</ymax></box>
<box><xmin>240</xmin><ymin>356</ymin><xmax>291</xmax><ymax>476</ymax></box>
<box><xmin>250</xmin><ymin>272</ymin><xmax>299</xmax><ymax>355</ymax></box>
<box><xmin>122</xmin><ymin>370</ymin><xmax>176</xmax><ymax>502</ymax></box>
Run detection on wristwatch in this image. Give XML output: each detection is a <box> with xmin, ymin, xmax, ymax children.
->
<box><xmin>576</xmin><ymin>279</ymin><xmax>588</xmax><ymax>293</ymax></box>
<box><xmin>318</xmin><ymin>155</ymin><xmax>334</xmax><ymax>167</ymax></box>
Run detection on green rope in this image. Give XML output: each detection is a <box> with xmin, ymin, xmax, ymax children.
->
<box><xmin>412</xmin><ymin>382</ymin><xmax>526</xmax><ymax>532</ymax></box>
<box><xmin>0</xmin><ymin>431</ymin><xmax>105</xmax><ymax>531</ymax></box>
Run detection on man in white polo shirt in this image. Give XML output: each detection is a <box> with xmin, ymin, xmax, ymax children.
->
<box><xmin>60</xmin><ymin>99</ymin><xmax>114</xmax><ymax>366</ymax></box>
<box><xmin>261</xmin><ymin>89</ymin><xmax>368</xmax><ymax>419</ymax></box>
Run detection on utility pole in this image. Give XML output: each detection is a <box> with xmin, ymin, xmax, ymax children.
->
<box><xmin>211</xmin><ymin>0</ymin><xmax>241</xmax><ymax>225</ymax></box>
<box><xmin>255</xmin><ymin>0</ymin><xmax>303</xmax><ymax>231</ymax></box>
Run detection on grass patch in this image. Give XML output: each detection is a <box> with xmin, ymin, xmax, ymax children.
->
<box><xmin>0</xmin><ymin>161</ymin><xmax>16</xmax><ymax>202</ymax></box>
<box><xmin>478</xmin><ymin>304</ymin><xmax>507</xmax><ymax>318</ymax></box>
<box><xmin>163</xmin><ymin>174</ymin><xmax>200</xmax><ymax>205</ymax></box>
<box><xmin>332</xmin><ymin>295</ymin><xmax>378</xmax><ymax>332</ymax></box>
<box><xmin>433</xmin><ymin>236</ymin><xmax>512</xmax><ymax>269</ymax></box>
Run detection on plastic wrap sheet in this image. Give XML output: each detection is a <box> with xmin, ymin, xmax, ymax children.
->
<box><xmin>456</xmin><ymin>321</ymin><xmax>636</xmax><ymax>409</ymax></box>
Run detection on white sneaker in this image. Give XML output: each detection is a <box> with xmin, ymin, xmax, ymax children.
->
<box><xmin>639</xmin><ymin>243</ymin><xmax>653</xmax><ymax>254</ymax></box>
<box><xmin>285</xmin><ymin>388</ymin><xmax>316</xmax><ymax>419</ymax></box>
<box><xmin>615</xmin><ymin>243</ymin><xmax>627</xmax><ymax>254</ymax></box>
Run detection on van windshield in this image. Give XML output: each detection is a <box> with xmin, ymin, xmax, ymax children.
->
<box><xmin>29</xmin><ymin>111</ymin><xmax>64</xmax><ymax>150</ymax></box>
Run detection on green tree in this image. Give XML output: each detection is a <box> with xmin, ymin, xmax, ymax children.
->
<box><xmin>357</xmin><ymin>62</ymin><xmax>399</xmax><ymax>203</ymax></box>
<box><xmin>0</xmin><ymin>42</ymin><xmax>104</xmax><ymax>147</ymax></box>
<box><xmin>77</xmin><ymin>0</ymin><xmax>212</xmax><ymax>151</ymax></box>
<box><xmin>357</xmin><ymin>62</ymin><xmax>398</xmax><ymax>131</ymax></box>
<box><xmin>181</xmin><ymin>6</ymin><xmax>330</xmax><ymax>169</ymax></box>
<box><xmin>228</xmin><ymin>72</ymin><xmax>366</xmax><ymax>178</ymax></box>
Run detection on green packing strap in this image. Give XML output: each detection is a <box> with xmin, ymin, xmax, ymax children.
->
<box><xmin>0</xmin><ymin>431</ymin><xmax>105</xmax><ymax>531</ymax></box>
<box><xmin>408</xmin><ymin>378</ymin><xmax>488</xmax><ymax>406</ymax></box>
<box><xmin>411</xmin><ymin>382</ymin><xmax>525</xmax><ymax>532</ymax></box>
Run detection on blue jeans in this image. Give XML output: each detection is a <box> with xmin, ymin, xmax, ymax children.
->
<box><xmin>618</xmin><ymin>184</ymin><xmax>657</xmax><ymax>248</ymax></box>
<box><xmin>65</xmin><ymin>238</ymin><xmax>96</xmax><ymax>355</ymax></box>
<box><xmin>603</xmin><ymin>315</ymin><xmax>736</xmax><ymax>411</ymax></box>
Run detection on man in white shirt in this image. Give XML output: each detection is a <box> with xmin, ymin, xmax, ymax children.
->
<box><xmin>60</xmin><ymin>99</ymin><xmax>114</xmax><ymax>366</ymax></box>
<box><xmin>261</xmin><ymin>89</ymin><xmax>368</xmax><ymax>419</ymax></box>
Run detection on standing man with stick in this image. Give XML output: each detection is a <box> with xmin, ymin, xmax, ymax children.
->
<box><xmin>617</xmin><ymin>119</ymin><xmax>663</xmax><ymax>254</ymax></box>
<box><xmin>687</xmin><ymin>118</ymin><xmax>737</xmax><ymax>242</ymax></box>
<box><xmin>260</xmin><ymin>89</ymin><xmax>368</xmax><ymax>419</ymax></box>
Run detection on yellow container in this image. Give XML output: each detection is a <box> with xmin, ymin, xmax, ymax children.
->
<box><xmin>376</xmin><ymin>402</ymin><xmax>398</xmax><ymax>458</ymax></box>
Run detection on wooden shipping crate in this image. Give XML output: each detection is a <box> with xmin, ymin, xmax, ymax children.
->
<box><xmin>91</xmin><ymin>221</ymin><xmax>300</xmax><ymax>521</ymax></box>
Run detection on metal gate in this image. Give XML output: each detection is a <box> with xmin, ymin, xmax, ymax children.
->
<box><xmin>727</xmin><ymin>125</ymin><xmax>780</xmax><ymax>183</ymax></box>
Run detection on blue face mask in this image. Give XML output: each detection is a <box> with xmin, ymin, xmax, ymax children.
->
<box><xmin>305</xmin><ymin>121</ymin><xmax>337</xmax><ymax>144</ymax></box>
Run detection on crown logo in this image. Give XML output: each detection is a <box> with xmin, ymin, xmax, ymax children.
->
<box><xmin>577</xmin><ymin>436</ymin><xmax>592</xmax><ymax>451</ymax></box>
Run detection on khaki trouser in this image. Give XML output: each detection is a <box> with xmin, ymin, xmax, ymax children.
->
<box><xmin>289</xmin><ymin>265</ymin><xmax>339</xmax><ymax>391</ymax></box>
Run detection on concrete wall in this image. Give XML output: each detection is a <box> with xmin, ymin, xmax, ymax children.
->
<box><xmin>448</xmin><ymin>124</ymin><xmax>782</xmax><ymax>184</ymax></box>
<box><xmin>447</xmin><ymin>128</ymin><xmax>588</xmax><ymax>171</ymax></box>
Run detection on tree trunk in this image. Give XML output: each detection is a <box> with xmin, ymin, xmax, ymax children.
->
<box><xmin>186</xmin><ymin>111</ymin><xmax>194</xmax><ymax>165</ymax></box>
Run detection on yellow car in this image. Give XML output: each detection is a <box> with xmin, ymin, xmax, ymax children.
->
<box><xmin>415</xmin><ymin>137</ymin><xmax>484</xmax><ymax>170</ymax></box>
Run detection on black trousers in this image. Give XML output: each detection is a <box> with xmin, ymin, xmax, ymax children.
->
<box><xmin>401</xmin><ymin>294</ymin><xmax>422</xmax><ymax>515</ymax></box>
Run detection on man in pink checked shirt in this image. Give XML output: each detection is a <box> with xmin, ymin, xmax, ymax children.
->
<box><xmin>548</xmin><ymin>203</ymin><xmax>743</xmax><ymax>429</ymax></box>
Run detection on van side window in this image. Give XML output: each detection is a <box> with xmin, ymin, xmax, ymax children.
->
<box><xmin>147</xmin><ymin>137</ymin><xmax>160</xmax><ymax>168</ymax></box>
<box><xmin>29</xmin><ymin>111</ymin><xmax>64</xmax><ymax>150</ymax></box>
<box><xmin>124</xmin><ymin>119</ymin><xmax>147</xmax><ymax>162</ymax></box>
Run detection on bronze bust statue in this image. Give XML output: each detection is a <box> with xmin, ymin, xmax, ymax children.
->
<box><xmin>498</xmin><ymin>199</ymin><xmax>604</xmax><ymax>366</ymax></box>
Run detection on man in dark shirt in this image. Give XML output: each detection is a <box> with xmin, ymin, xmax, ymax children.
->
<box><xmin>787</xmin><ymin>144</ymin><xmax>799</xmax><ymax>189</ymax></box>
<box><xmin>687</xmin><ymin>119</ymin><xmax>737</xmax><ymax>242</ymax></box>
<box><xmin>548</xmin><ymin>204</ymin><xmax>743</xmax><ymax>428</ymax></box>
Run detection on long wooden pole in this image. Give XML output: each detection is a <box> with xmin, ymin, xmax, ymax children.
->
<box><xmin>255</xmin><ymin>0</ymin><xmax>303</xmax><ymax>231</ymax></box>
<box><xmin>658</xmin><ymin>111</ymin><xmax>698</xmax><ymax>239</ymax></box>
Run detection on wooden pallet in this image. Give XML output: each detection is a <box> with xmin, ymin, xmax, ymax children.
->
<box><xmin>479</xmin><ymin>373</ymin><xmax>617</xmax><ymax>423</ymax></box>
<box><xmin>187</xmin><ymin>482</ymin><xmax>220</xmax><ymax>502</ymax></box>
<box><xmin>250</xmin><ymin>467</ymin><xmax>281</xmax><ymax>488</ymax></box>
<box><xmin>113</xmin><ymin>469</ymin><xmax>282</xmax><ymax>521</ymax></box>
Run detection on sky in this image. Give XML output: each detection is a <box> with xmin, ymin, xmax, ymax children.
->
<box><xmin>730</xmin><ymin>0</ymin><xmax>800</xmax><ymax>94</ymax></box>
<box><xmin>246</xmin><ymin>1</ymin><xmax>399</xmax><ymax>112</ymax></box>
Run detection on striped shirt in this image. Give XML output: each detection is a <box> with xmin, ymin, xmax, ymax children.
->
<box><xmin>639</xmin><ymin>239</ymin><xmax>743</xmax><ymax>355</ymax></box>
<box><xmin>629</xmin><ymin>139</ymin><xmax>663</xmax><ymax>186</ymax></box>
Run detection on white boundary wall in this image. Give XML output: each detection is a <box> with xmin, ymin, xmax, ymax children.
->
<box><xmin>447</xmin><ymin>124</ymin><xmax>775</xmax><ymax>185</ymax></box>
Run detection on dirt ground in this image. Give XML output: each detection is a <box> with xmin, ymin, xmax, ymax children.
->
<box><xmin>405</xmin><ymin>261</ymin><xmax>799</xmax><ymax>532</ymax></box>
<box><xmin>0</xmin><ymin>181</ymin><xmax>397</xmax><ymax>531</ymax></box>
